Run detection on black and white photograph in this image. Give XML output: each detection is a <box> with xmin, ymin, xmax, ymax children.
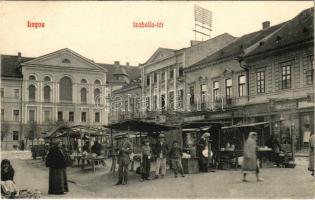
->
<box><xmin>0</xmin><ymin>1</ymin><xmax>314</xmax><ymax>199</ymax></box>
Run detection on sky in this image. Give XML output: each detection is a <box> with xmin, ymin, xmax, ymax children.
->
<box><xmin>0</xmin><ymin>1</ymin><xmax>313</xmax><ymax>66</ymax></box>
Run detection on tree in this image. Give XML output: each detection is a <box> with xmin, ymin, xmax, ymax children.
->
<box><xmin>1</xmin><ymin>123</ymin><xmax>10</xmax><ymax>150</ymax></box>
<box><xmin>26</xmin><ymin>120</ymin><xmax>40</xmax><ymax>147</ymax></box>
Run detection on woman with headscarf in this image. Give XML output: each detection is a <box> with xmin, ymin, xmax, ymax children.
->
<box><xmin>45</xmin><ymin>140</ymin><xmax>69</xmax><ymax>195</ymax></box>
<box><xmin>308</xmin><ymin>132</ymin><xmax>314</xmax><ymax>176</ymax></box>
<box><xmin>242</xmin><ymin>132</ymin><xmax>263</xmax><ymax>182</ymax></box>
<box><xmin>1</xmin><ymin>159</ymin><xmax>18</xmax><ymax>196</ymax></box>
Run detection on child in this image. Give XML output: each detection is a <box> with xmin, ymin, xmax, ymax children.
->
<box><xmin>169</xmin><ymin>141</ymin><xmax>185</xmax><ymax>178</ymax></box>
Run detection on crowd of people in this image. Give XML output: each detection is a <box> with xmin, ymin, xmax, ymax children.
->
<box><xmin>1</xmin><ymin>131</ymin><xmax>314</xmax><ymax>197</ymax></box>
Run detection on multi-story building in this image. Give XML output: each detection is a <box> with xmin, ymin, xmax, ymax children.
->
<box><xmin>183</xmin><ymin>7</ymin><xmax>314</xmax><ymax>150</ymax></box>
<box><xmin>140</xmin><ymin>33</ymin><xmax>236</xmax><ymax>123</ymax></box>
<box><xmin>1</xmin><ymin>48</ymin><xmax>138</xmax><ymax>150</ymax></box>
<box><xmin>243</xmin><ymin>7</ymin><xmax>314</xmax><ymax>150</ymax></box>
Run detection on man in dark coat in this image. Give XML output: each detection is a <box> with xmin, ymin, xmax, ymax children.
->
<box><xmin>154</xmin><ymin>134</ymin><xmax>169</xmax><ymax>179</ymax></box>
<box><xmin>115</xmin><ymin>135</ymin><xmax>133</xmax><ymax>185</ymax></box>
<box><xmin>46</xmin><ymin>140</ymin><xmax>69</xmax><ymax>194</ymax></box>
<box><xmin>197</xmin><ymin>132</ymin><xmax>210</xmax><ymax>172</ymax></box>
<box><xmin>91</xmin><ymin>140</ymin><xmax>102</xmax><ymax>156</ymax></box>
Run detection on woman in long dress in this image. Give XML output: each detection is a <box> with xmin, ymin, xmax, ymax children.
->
<box><xmin>308</xmin><ymin>133</ymin><xmax>314</xmax><ymax>176</ymax></box>
<box><xmin>242</xmin><ymin>132</ymin><xmax>263</xmax><ymax>182</ymax></box>
<box><xmin>45</xmin><ymin>140</ymin><xmax>69</xmax><ymax>195</ymax></box>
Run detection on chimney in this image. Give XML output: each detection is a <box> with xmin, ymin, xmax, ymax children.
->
<box><xmin>114</xmin><ymin>61</ymin><xmax>120</xmax><ymax>67</ymax></box>
<box><xmin>262</xmin><ymin>21</ymin><xmax>270</xmax><ymax>29</ymax></box>
<box><xmin>126</xmin><ymin>62</ymin><xmax>129</xmax><ymax>67</ymax></box>
<box><xmin>17</xmin><ymin>52</ymin><xmax>21</xmax><ymax>57</ymax></box>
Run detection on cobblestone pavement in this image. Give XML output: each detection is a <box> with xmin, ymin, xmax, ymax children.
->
<box><xmin>2</xmin><ymin>151</ymin><xmax>314</xmax><ymax>199</ymax></box>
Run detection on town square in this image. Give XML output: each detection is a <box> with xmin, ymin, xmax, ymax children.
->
<box><xmin>0</xmin><ymin>1</ymin><xmax>314</xmax><ymax>199</ymax></box>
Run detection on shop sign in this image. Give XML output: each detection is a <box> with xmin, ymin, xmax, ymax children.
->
<box><xmin>275</xmin><ymin>102</ymin><xmax>296</xmax><ymax>110</ymax></box>
<box><xmin>183</xmin><ymin>115</ymin><xmax>205</xmax><ymax>122</ymax></box>
<box><xmin>298</xmin><ymin>101</ymin><xmax>314</xmax><ymax>108</ymax></box>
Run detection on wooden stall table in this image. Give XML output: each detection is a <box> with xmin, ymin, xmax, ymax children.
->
<box><xmin>257</xmin><ymin>148</ymin><xmax>272</xmax><ymax>168</ymax></box>
<box><xmin>72</xmin><ymin>154</ymin><xmax>83</xmax><ymax>167</ymax></box>
<box><xmin>216</xmin><ymin>150</ymin><xmax>243</xmax><ymax>169</ymax></box>
<box><xmin>80</xmin><ymin>156</ymin><xmax>106</xmax><ymax>172</ymax></box>
<box><xmin>182</xmin><ymin>157</ymin><xmax>199</xmax><ymax>174</ymax></box>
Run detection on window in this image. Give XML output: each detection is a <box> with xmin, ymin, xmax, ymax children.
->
<box><xmin>306</xmin><ymin>70</ymin><xmax>313</xmax><ymax>85</ymax></box>
<box><xmin>189</xmin><ymin>86</ymin><xmax>195</xmax><ymax>105</ymax></box>
<box><xmin>153</xmin><ymin>95</ymin><xmax>157</xmax><ymax>110</ymax></box>
<box><xmin>29</xmin><ymin>85</ymin><xmax>36</xmax><ymax>101</ymax></box>
<box><xmin>94</xmin><ymin>88</ymin><xmax>101</xmax><ymax>104</ymax></box>
<box><xmin>213</xmin><ymin>81</ymin><xmax>219</xmax><ymax>100</ymax></box>
<box><xmin>29</xmin><ymin>110</ymin><xmax>35</xmax><ymax>122</ymax></box>
<box><xmin>201</xmin><ymin>84</ymin><xmax>207</xmax><ymax>105</ymax></box>
<box><xmin>60</xmin><ymin>77</ymin><xmax>73</xmax><ymax>102</ymax></box>
<box><xmin>13</xmin><ymin>110</ymin><xmax>19</xmax><ymax>121</ymax></box>
<box><xmin>44</xmin><ymin>76</ymin><xmax>51</xmax><ymax>82</ymax></box>
<box><xmin>62</xmin><ymin>58</ymin><xmax>71</xmax><ymax>63</ymax></box>
<box><xmin>161</xmin><ymin>94</ymin><xmax>166</xmax><ymax>110</ymax></box>
<box><xmin>225</xmin><ymin>79</ymin><xmax>232</xmax><ymax>99</ymax></box>
<box><xmin>44</xmin><ymin>86</ymin><xmax>51</xmax><ymax>102</ymax></box>
<box><xmin>146</xmin><ymin>97</ymin><xmax>150</xmax><ymax>111</ymax></box>
<box><xmin>161</xmin><ymin>71</ymin><xmax>165</xmax><ymax>82</ymax></box>
<box><xmin>94</xmin><ymin>80</ymin><xmax>101</xmax><ymax>85</ymax></box>
<box><xmin>57</xmin><ymin>111</ymin><xmax>63</xmax><ymax>122</ymax></box>
<box><xmin>95</xmin><ymin>112</ymin><xmax>100</xmax><ymax>123</ymax></box>
<box><xmin>13</xmin><ymin>131</ymin><xmax>19</xmax><ymax>141</ymax></box>
<box><xmin>69</xmin><ymin>112</ymin><xmax>74</xmax><ymax>122</ymax></box>
<box><xmin>177</xmin><ymin>89</ymin><xmax>184</xmax><ymax>109</ymax></box>
<box><xmin>1</xmin><ymin>109</ymin><xmax>4</xmax><ymax>121</ymax></box>
<box><xmin>281</xmin><ymin>65</ymin><xmax>291</xmax><ymax>89</ymax></box>
<box><xmin>154</xmin><ymin>72</ymin><xmax>157</xmax><ymax>83</ymax></box>
<box><xmin>81</xmin><ymin>112</ymin><xmax>86</xmax><ymax>122</ymax></box>
<box><xmin>81</xmin><ymin>88</ymin><xmax>87</xmax><ymax>103</ymax></box>
<box><xmin>1</xmin><ymin>88</ymin><xmax>4</xmax><ymax>97</ymax></box>
<box><xmin>29</xmin><ymin>75</ymin><xmax>36</xmax><ymax>81</ymax></box>
<box><xmin>14</xmin><ymin>89</ymin><xmax>19</xmax><ymax>99</ymax></box>
<box><xmin>125</xmin><ymin>100</ymin><xmax>128</xmax><ymax>112</ymax></box>
<box><xmin>238</xmin><ymin>75</ymin><xmax>246</xmax><ymax>97</ymax></box>
<box><xmin>257</xmin><ymin>71</ymin><xmax>265</xmax><ymax>93</ymax></box>
<box><xmin>170</xmin><ymin>69</ymin><xmax>174</xmax><ymax>80</ymax></box>
<box><xmin>169</xmin><ymin>91</ymin><xmax>174</xmax><ymax>109</ymax></box>
<box><xmin>44</xmin><ymin>111</ymin><xmax>50</xmax><ymax>122</ymax></box>
<box><xmin>179</xmin><ymin>66</ymin><xmax>184</xmax><ymax>77</ymax></box>
<box><xmin>146</xmin><ymin>76</ymin><xmax>150</xmax><ymax>86</ymax></box>
<box><xmin>81</xmin><ymin>79</ymin><xmax>87</xmax><ymax>84</ymax></box>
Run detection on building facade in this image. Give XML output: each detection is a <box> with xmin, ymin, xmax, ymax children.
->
<box><xmin>1</xmin><ymin>48</ymin><xmax>138</xmax><ymax>150</ymax></box>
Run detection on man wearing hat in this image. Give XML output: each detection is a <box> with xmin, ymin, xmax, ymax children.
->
<box><xmin>154</xmin><ymin>134</ymin><xmax>169</xmax><ymax>179</ymax></box>
<box><xmin>115</xmin><ymin>135</ymin><xmax>133</xmax><ymax>185</ymax></box>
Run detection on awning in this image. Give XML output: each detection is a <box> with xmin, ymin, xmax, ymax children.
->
<box><xmin>181</xmin><ymin>121</ymin><xmax>224</xmax><ymax>129</ymax></box>
<box><xmin>105</xmin><ymin>119</ymin><xmax>177</xmax><ymax>132</ymax></box>
<box><xmin>221</xmin><ymin>121</ymin><xmax>270</xmax><ymax>130</ymax></box>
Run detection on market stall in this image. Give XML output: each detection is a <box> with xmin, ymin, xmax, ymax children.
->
<box><xmin>219</xmin><ymin>121</ymin><xmax>273</xmax><ymax>169</ymax></box>
<box><xmin>180</xmin><ymin>121</ymin><xmax>225</xmax><ymax>173</ymax></box>
<box><xmin>104</xmin><ymin>119</ymin><xmax>177</xmax><ymax>172</ymax></box>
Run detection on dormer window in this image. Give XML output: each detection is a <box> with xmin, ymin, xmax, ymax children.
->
<box><xmin>276</xmin><ymin>36</ymin><xmax>281</xmax><ymax>43</ymax></box>
<box><xmin>62</xmin><ymin>58</ymin><xmax>71</xmax><ymax>63</ymax></box>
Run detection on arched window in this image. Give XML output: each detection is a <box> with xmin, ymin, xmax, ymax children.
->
<box><xmin>81</xmin><ymin>79</ymin><xmax>87</xmax><ymax>84</ymax></box>
<box><xmin>44</xmin><ymin>76</ymin><xmax>51</xmax><ymax>82</ymax></box>
<box><xmin>94</xmin><ymin>88</ymin><xmax>101</xmax><ymax>104</ymax></box>
<box><xmin>44</xmin><ymin>86</ymin><xmax>51</xmax><ymax>102</ymax></box>
<box><xmin>94</xmin><ymin>80</ymin><xmax>101</xmax><ymax>85</ymax></box>
<box><xmin>81</xmin><ymin>88</ymin><xmax>87</xmax><ymax>103</ymax></box>
<box><xmin>59</xmin><ymin>77</ymin><xmax>72</xmax><ymax>102</ymax></box>
<box><xmin>29</xmin><ymin>75</ymin><xmax>36</xmax><ymax>81</ymax></box>
<box><xmin>29</xmin><ymin>85</ymin><xmax>36</xmax><ymax>101</ymax></box>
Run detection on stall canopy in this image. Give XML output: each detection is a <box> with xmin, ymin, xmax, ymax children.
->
<box><xmin>45</xmin><ymin>125</ymin><xmax>107</xmax><ymax>138</ymax></box>
<box><xmin>105</xmin><ymin>119</ymin><xmax>177</xmax><ymax>132</ymax></box>
<box><xmin>181</xmin><ymin>121</ymin><xmax>225</xmax><ymax>129</ymax></box>
<box><xmin>221</xmin><ymin>121</ymin><xmax>270</xmax><ymax>130</ymax></box>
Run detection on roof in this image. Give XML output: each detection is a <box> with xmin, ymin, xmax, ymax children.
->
<box><xmin>1</xmin><ymin>55</ymin><xmax>33</xmax><ymax>78</ymax></box>
<box><xmin>112</xmin><ymin>77</ymin><xmax>141</xmax><ymax>94</ymax></box>
<box><xmin>105</xmin><ymin>119</ymin><xmax>177</xmax><ymax>132</ymax></box>
<box><xmin>97</xmin><ymin>63</ymin><xmax>141</xmax><ymax>83</ymax></box>
<box><xmin>190</xmin><ymin>21</ymin><xmax>286</xmax><ymax>67</ymax></box>
<box><xmin>245</xmin><ymin>7</ymin><xmax>314</xmax><ymax>58</ymax></box>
